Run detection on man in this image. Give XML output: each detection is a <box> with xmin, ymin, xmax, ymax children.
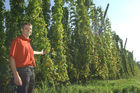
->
<box><xmin>9</xmin><ymin>23</ymin><xmax>46</xmax><ymax>93</ymax></box>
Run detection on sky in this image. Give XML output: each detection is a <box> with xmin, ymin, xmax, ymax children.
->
<box><xmin>4</xmin><ymin>0</ymin><xmax>140</xmax><ymax>61</ymax></box>
<box><xmin>94</xmin><ymin>0</ymin><xmax>140</xmax><ymax>61</ymax></box>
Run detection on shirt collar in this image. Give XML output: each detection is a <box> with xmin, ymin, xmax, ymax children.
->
<box><xmin>20</xmin><ymin>35</ymin><xmax>31</xmax><ymax>42</ymax></box>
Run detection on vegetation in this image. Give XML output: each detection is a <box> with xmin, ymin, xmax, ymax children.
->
<box><xmin>0</xmin><ymin>0</ymin><xmax>140</xmax><ymax>92</ymax></box>
<box><xmin>0</xmin><ymin>0</ymin><xmax>11</xmax><ymax>92</ymax></box>
<box><xmin>34</xmin><ymin>76</ymin><xmax>140</xmax><ymax>93</ymax></box>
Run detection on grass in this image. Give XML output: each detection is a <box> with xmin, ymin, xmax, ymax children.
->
<box><xmin>34</xmin><ymin>76</ymin><xmax>140</xmax><ymax>93</ymax></box>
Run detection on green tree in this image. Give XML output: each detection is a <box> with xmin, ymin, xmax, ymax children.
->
<box><xmin>0</xmin><ymin>0</ymin><xmax>11</xmax><ymax>92</ymax></box>
<box><xmin>62</xmin><ymin>5</ymin><xmax>73</xmax><ymax>82</ymax></box>
<box><xmin>91</xmin><ymin>34</ymin><xmax>109</xmax><ymax>79</ymax></box>
<box><xmin>69</xmin><ymin>0</ymin><xmax>94</xmax><ymax>82</ymax></box>
<box><xmin>112</xmin><ymin>32</ymin><xmax>125</xmax><ymax>78</ymax></box>
<box><xmin>0</xmin><ymin>0</ymin><xmax>5</xmax><ymax>48</ymax></box>
<box><xmin>66</xmin><ymin>0</ymin><xmax>79</xmax><ymax>83</ymax></box>
<box><xmin>49</xmin><ymin>0</ymin><xmax>69</xmax><ymax>85</ymax></box>
<box><xmin>103</xmin><ymin>18</ymin><xmax>118</xmax><ymax>79</ymax></box>
<box><xmin>42</xmin><ymin>0</ymin><xmax>51</xmax><ymax>30</ymax></box>
<box><xmin>25</xmin><ymin>0</ymin><xmax>53</xmax><ymax>85</ymax></box>
<box><xmin>89</xmin><ymin>7</ymin><xmax>109</xmax><ymax>80</ymax></box>
<box><xmin>127</xmin><ymin>51</ymin><xmax>136</xmax><ymax>76</ymax></box>
<box><xmin>5</xmin><ymin>0</ymin><xmax>25</xmax><ymax>50</ymax></box>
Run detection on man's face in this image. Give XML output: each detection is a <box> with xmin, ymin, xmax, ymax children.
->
<box><xmin>21</xmin><ymin>25</ymin><xmax>32</xmax><ymax>38</ymax></box>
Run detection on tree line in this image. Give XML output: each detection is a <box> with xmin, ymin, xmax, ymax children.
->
<box><xmin>0</xmin><ymin>0</ymin><xmax>139</xmax><ymax>92</ymax></box>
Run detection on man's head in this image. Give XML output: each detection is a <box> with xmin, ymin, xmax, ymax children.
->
<box><xmin>21</xmin><ymin>23</ymin><xmax>32</xmax><ymax>38</ymax></box>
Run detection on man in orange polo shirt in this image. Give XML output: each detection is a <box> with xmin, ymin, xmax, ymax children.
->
<box><xmin>9</xmin><ymin>23</ymin><xmax>46</xmax><ymax>93</ymax></box>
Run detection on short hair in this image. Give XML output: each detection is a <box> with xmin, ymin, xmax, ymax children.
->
<box><xmin>21</xmin><ymin>23</ymin><xmax>32</xmax><ymax>29</ymax></box>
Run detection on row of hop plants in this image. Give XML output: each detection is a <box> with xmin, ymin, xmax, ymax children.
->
<box><xmin>0</xmin><ymin>0</ymin><xmax>139</xmax><ymax>92</ymax></box>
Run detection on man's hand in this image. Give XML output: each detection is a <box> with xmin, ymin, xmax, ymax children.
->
<box><xmin>9</xmin><ymin>56</ymin><xmax>22</xmax><ymax>86</ymax></box>
<box><xmin>41</xmin><ymin>49</ymin><xmax>46</xmax><ymax>55</ymax></box>
<box><xmin>34</xmin><ymin>49</ymin><xmax>46</xmax><ymax>55</ymax></box>
<box><xmin>14</xmin><ymin>74</ymin><xmax>22</xmax><ymax>86</ymax></box>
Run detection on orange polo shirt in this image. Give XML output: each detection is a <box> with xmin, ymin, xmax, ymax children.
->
<box><xmin>9</xmin><ymin>35</ymin><xmax>35</xmax><ymax>67</ymax></box>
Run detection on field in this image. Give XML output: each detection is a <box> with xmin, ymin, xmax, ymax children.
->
<box><xmin>34</xmin><ymin>75</ymin><xmax>140</xmax><ymax>93</ymax></box>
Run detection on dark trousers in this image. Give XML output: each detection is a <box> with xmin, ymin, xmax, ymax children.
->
<box><xmin>16</xmin><ymin>66</ymin><xmax>35</xmax><ymax>93</ymax></box>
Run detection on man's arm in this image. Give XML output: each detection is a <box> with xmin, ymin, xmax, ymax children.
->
<box><xmin>9</xmin><ymin>56</ymin><xmax>22</xmax><ymax>86</ymax></box>
<box><xmin>34</xmin><ymin>50</ymin><xmax>46</xmax><ymax>55</ymax></box>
